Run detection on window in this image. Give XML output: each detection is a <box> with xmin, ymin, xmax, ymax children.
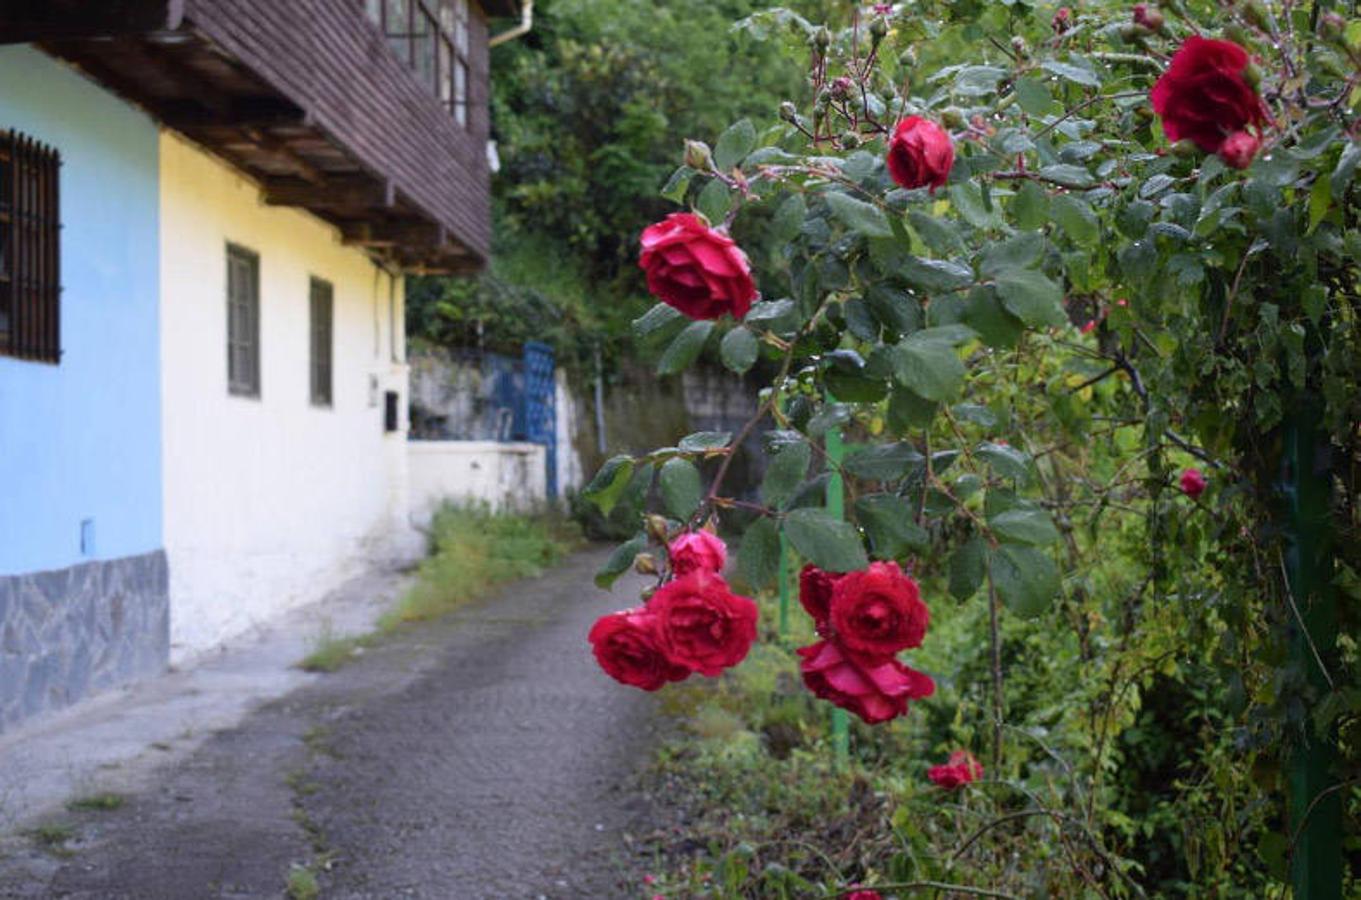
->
<box><xmin>226</xmin><ymin>244</ymin><xmax>260</xmax><ymax>397</ymax></box>
<box><xmin>0</xmin><ymin>131</ymin><xmax>62</xmax><ymax>364</ymax></box>
<box><xmin>309</xmin><ymin>277</ymin><xmax>333</xmax><ymax>407</ymax></box>
<box><xmin>364</xmin><ymin>0</ymin><xmax>472</xmax><ymax>127</ymax></box>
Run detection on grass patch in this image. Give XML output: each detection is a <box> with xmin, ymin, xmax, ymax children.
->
<box><xmin>28</xmin><ymin>823</ymin><xmax>75</xmax><ymax>856</ymax></box>
<box><xmin>299</xmin><ymin>625</ymin><xmax>371</xmax><ymax>673</ymax></box>
<box><xmin>66</xmin><ymin>792</ymin><xmax>124</xmax><ymax>812</ymax></box>
<box><xmin>285</xmin><ymin>863</ymin><xmax>319</xmax><ymax>900</ymax></box>
<box><xmin>377</xmin><ymin>502</ymin><xmax>578</xmax><ymax>632</ymax></box>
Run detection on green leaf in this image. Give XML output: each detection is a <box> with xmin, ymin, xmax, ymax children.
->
<box><xmin>856</xmin><ymin>493</ymin><xmax>930</xmax><ymax>559</ymax></box>
<box><xmin>950</xmin><ymin>182</ymin><xmax>1003</xmax><ymax>229</ymax></box>
<box><xmin>782</xmin><ymin>508</ymin><xmax>868</xmax><ymax>573</ymax></box>
<box><xmin>994</xmin><ymin>268</ymin><xmax>1066</xmax><ymax>327</ymax></box>
<box><xmin>737</xmin><ymin>516</ymin><xmax>781</xmax><ymax>591</ymax></box>
<box><xmin>1308</xmin><ymin>175</ymin><xmax>1332</xmax><ymax>234</ymax></box>
<box><xmin>980</xmin><ymin>233</ymin><xmax>1045</xmax><ymax>278</ymax></box>
<box><xmin>1012</xmin><ymin>181</ymin><xmax>1050</xmax><ymax>231</ymax></box>
<box><xmin>826</xmin><ymin>191</ymin><xmax>893</xmax><ymax>238</ymax></box>
<box><xmin>659</xmin><ymin>458</ymin><xmax>703</xmax><ymax>520</ymax></box>
<box><xmin>908</xmin><ymin>211</ymin><xmax>967</xmax><ymax>256</ymax></box>
<box><xmin>678</xmin><ymin>431</ymin><xmax>732</xmax><ymax>452</ymax></box>
<box><xmin>720</xmin><ymin>327</ymin><xmax>759</xmax><ymax>373</ymax></box>
<box><xmin>1052</xmin><ymin>194</ymin><xmax>1100</xmax><ymax>247</ymax></box>
<box><xmin>763</xmin><ymin>441</ymin><xmax>811</xmax><ymax>509</ymax></box>
<box><xmin>661</xmin><ymin>166</ymin><xmax>695</xmax><ymax>203</ymax></box>
<box><xmin>843</xmin><ymin>443</ymin><xmax>925</xmax><ymax>481</ymax></box>
<box><xmin>975</xmin><ymin>441</ymin><xmax>1031</xmax><ymax>484</ymax></box>
<box><xmin>954</xmin><ymin>65</ymin><xmax>1008</xmax><ymax>96</ymax></box>
<box><xmin>989</xmin><ymin>507</ymin><xmax>1061</xmax><ymax>545</ymax></box>
<box><xmin>887</xmin><ymin>386</ymin><xmax>938</xmax><ymax>432</ymax></box>
<box><xmin>658</xmin><ymin>320</ymin><xmax>714</xmax><ymax>375</ymax></box>
<box><xmin>633</xmin><ymin>302</ymin><xmax>684</xmax><ymax>339</ymax></box>
<box><xmin>772</xmin><ymin>193</ymin><xmax>807</xmax><ymax>242</ymax></box>
<box><xmin>1039</xmin><ymin>164</ymin><xmax>1094</xmax><ymax>189</ymax></box>
<box><xmin>1041</xmin><ymin>58</ymin><xmax>1100</xmax><ymax>87</ymax></box>
<box><xmin>899</xmin><ymin>256</ymin><xmax>975</xmax><ymax>293</ymax></box>
<box><xmin>595</xmin><ymin>533</ymin><xmax>647</xmax><ymax>590</ymax></box>
<box><xmin>990</xmin><ymin>545</ymin><xmax>1060</xmax><ymax>618</ymax></box>
<box><xmin>1331</xmin><ymin>141</ymin><xmax>1361</xmax><ymax>195</ymax></box>
<box><xmin>963</xmin><ymin>285</ymin><xmax>1023</xmax><ymax>349</ymax></box>
<box><xmin>1014</xmin><ymin>77</ymin><xmax>1058</xmax><ymax>116</ymax></box>
<box><xmin>892</xmin><ymin>339</ymin><xmax>966</xmax><ymax>402</ymax></box>
<box><xmin>865</xmin><ymin>285</ymin><xmax>922</xmax><ymax>337</ymax></box>
<box><xmin>949</xmin><ymin>536</ymin><xmax>987</xmax><ymax>600</ymax></box>
<box><xmin>697</xmin><ymin>178</ymin><xmax>732</xmax><ymax>224</ymax></box>
<box><xmin>582</xmin><ymin>455</ymin><xmax>635</xmax><ymax>516</ymax></box>
<box><xmin>714</xmin><ymin>118</ymin><xmax>757</xmax><ymax>171</ymax></box>
<box><xmin>806</xmin><ymin>403</ymin><xmax>852</xmax><ymax>437</ymax></box>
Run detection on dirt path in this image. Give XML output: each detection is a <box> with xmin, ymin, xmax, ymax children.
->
<box><xmin>0</xmin><ymin>549</ymin><xmax>666</xmax><ymax>899</ymax></box>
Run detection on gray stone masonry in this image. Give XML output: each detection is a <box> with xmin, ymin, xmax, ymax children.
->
<box><xmin>0</xmin><ymin>551</ymin><xmax>168</xmax><ymax>734</ymax></box>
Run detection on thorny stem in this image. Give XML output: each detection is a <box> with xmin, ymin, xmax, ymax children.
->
<box><xmin>985</xmin><ymin>570</ymin><xmax>1005</xmax><ymax>774</ymax></box>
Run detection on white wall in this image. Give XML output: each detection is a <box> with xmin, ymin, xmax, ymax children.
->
<box><xmin>160</xmin><ymin>132</ymin><xmax>416</xmax><ymax>662</ymax></box>
<box><xmin>408</xmin><ymin>441</ymin><xmax>547</xmax><ymax>525</ymax></box>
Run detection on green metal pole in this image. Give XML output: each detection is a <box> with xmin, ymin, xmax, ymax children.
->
<box><xmin>1283</xmin><ymin>406</ymin><xmax>1341</xmax><ymax>900</ymax></box>
<box><xmin>825</xmin><ymin>421</ymin><xmax>849</xmax><ymax>762</ymax></box>
<box><xmin>777</xmin><ymin>532</ymin><xmax>791</xmax><ymax>637</ymax></box>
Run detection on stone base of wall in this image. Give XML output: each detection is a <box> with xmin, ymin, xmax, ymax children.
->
<box><xmin>0</xmin><ymin>551</ymin><xmax>168</xmax><ymax>734</ymax></box>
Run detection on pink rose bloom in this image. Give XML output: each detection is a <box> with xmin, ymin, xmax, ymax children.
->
<box><xmin>886</xmin><ymin>116</ymin><xmax>954</xmax><ymax>192</ymax></box>
<box><xmin>668</xmin><ymin>531</ymin><xmax>727</xmax><ymax>576</ymax></box>
<box><xmin>639</xmin><ymin>213</ymin><xmax>756</xmax><ymax>321</ymax></box>
<box><xmin>1180</xmin><ymin>467</ymin><xmax>1208</xmax><ymax>499</ymax></box>
<box><xmin>1218</xmin><ymin>130</ymin><xmax>1260</xmax><ymax>169</ymax></box>
<box><xmin>797</xmin><ymin>639</ymin><xmax>935</xmax><ymax>724</ymax></box>
<box><xmin>927</xmin><ymin>749</ymin><xmax>984</xmax><ymax>789</ymax></box>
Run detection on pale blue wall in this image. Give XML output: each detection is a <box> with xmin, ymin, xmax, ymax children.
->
<box><xmin>0</xmin><ymin>47</ymin><xmax>162</xmax><ymax>575</ymax></box>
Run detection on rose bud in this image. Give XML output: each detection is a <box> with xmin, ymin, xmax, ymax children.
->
<box><xmin>1151</xmin><ymin>37</ymin><xmax>1267</xmax><ymax>154</ymax></box>
<box><xmin>886</xmin><ymin>116</ymin><xmax>954</xmax><ymax>192</ymax></box>
<box><xmin>645</xmin><ymin>513</ymin><xmax>672</xmax><ymax>544</ymax></box>
<box><xmin>668</xmin><ymin>531</ymin><xmax>728</xmax><ymax>577</ymax></box>
<box><xmin>847</xmin><ymin>891</ymin><xmax>884</xmax><ymax>900</ymax></box>
<box><xmin>1180</xmin><ymin>467</ymin><xmax>1208</xmax><ymax>499</ymax></box>
<box><xmin>1218</xmin><ymin>130</ymin><xmax>1260</xmax><ymax>169</ymax></box>
<box><xmin>1052</xmin><ymin>6</ymin><xmax>1072</xmax><ymax>33</ymax></box>
<box><xmin>869</xmin><ymin>16</ymin><xmax>889</xmax><ymax>45</ymax></box>
<box><xmin>1319</xmin><ymin>11</ymin><xmax>1347</xmax><ymax>42</ymax></box>
<box><xmin>638</xmin><ymin>213</ymin><xmax>757</xmax><ymax>321</ymax></box>
<box><xmin>927</xmin><ymin>750</ymin><xmax>984</xmax><ymax>790</ymax></box>
<box><xmin>831</xmin><ymin>75</ymin><xmax>853</xmax><ymax>98</ymax></box>
<box><xmin>1133</xmin><ymin>3</ymin><xmax>1166</xmax><ymax>31</ymax></box>
<box><xmin>778</xmin><ymin>100</ymin><xmax>798</xmax><ymax>123</ymax></box>
<box><xmin>683</xmin><ymin>139</ymin><xmax>714</xmax><ymax>172</ymax></box>
<box><xmin>634</xmin><ymin>553</ymin><xmax>660</xmax><ymax>576</ymax></box>
<box><xmin>814</xmin><ymin>27</ymin><xmax>832</xmax><ymax>50</ymax></box>
<box><xmin>841</xmin><ymin>131</ymin><xmax>862</xmax><ymax>149</ymax></box>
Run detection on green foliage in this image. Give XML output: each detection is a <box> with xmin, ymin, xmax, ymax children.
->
<box><xmin>378</xmin><ymin>503</ymin><xmax>578</xmax><ymax>630</ymax></box>
<box><xmin>580</xmin><ymin>0</ymin><xmax>1361</xmax><ymax>891</ymax></box>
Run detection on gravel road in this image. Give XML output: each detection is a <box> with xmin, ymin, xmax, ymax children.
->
<box><xmin>0</xmin><ymin>548</ymin><xmax>666</xmax><ymax>899</ymax></box>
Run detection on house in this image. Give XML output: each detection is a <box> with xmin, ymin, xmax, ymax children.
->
<box><xmin>0</xmin><ymin>0</ymin><xmax>520</xmax><ymax>731</ymax></box>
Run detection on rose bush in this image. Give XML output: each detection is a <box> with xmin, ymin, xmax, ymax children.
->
<box><xmin>582</xmin><ymin>0</ymin><xmax>1361</xmax><ymax>891</ymax></box>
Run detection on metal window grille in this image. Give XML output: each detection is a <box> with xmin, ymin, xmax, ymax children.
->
<box><xmin>309</xmin><ymin>277</ymin><xmax>334</xmax><ymax>407</ymax></box>
<box><xmin>226</xmin><ymin>244</ymin><xmax>261</xmax><ymax>397</ymax></box>
<box><xmin>363</xmin><ymin>0</ymin><xmax>473</xmax><ymax>128</ymax></box>
<box><xmin>0</xmin><ymin>131</ymin><xmax>61</xmax><ymax>364</ymax></box>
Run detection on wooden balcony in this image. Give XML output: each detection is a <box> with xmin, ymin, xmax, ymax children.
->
<box><xmin>0</xmin><ymin>0</ymin><xmax>516</xmax><ymax>273</ymax></box>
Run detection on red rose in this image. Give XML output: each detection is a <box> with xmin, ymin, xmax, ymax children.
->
<box><xmin>847</xmin><ymin>891</ymin><xmax>883</xmax><ymax>900</ymax></box>
<box><xmin>650</xmin><ymin>571</ymin><xmax>759</xmax><ymax>676</ymax></box>
<box><xmin>927</xmin><ymin>749</ymin><xmax>984</xmax><ymax>789</ymax></box>
<box><xmin>668</xmin><ymin>531</ymin><xmax>727</xmax><ymax>577</ymax></box>
<box><xmin>1052</xmin><ymin>6</ymin><xmax>1071</xmax><ymax>32</ymax></box>
<box><xmin>828</xmin><ymin>561</ymin><xmax>929</xmax><ymax>660</ymax></box>
<box><xmin>589</xmin><ymin>608</ymin><xmax>691</xmax><ymax>691</ymax></box>
<box><xmin>1180</xmin><ymin>467</ymin><xmax>1208</xmax><ymax>499</ymax></box>
<box><xmin>1150</xmin><ymin>37</ymin><xmax>1267</xmax><ymax>154</ymax></box>
<box><xmin>638</xmin><ymin>213</ymin><xmax>757</xmax><ymax>321</ymax></box>
<box><xmin>1218</xmin><ymin>130</ymin><xmax>1260</xmax><ymax>169</ymax></box>
<box><xmin>798</xmin><ymin>564</ymin><xmax>842</xmax><ymax>635</ymax></box>
<box><xmin>886</xmin><ymin>116</ymin><xmax>954</xmax><ymax>192</ymax></box>
<box><xmin>797</xmin><ymin>639</ymin><xmax>935</xmax><ymax>724</ymax></box>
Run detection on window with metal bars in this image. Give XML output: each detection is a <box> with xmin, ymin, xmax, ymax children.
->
<box><xmin>0</xmin><ymin>131</ymin><xmax>62</xmax><ymax>364</ymax></box>
<box><xmin>364</xmin><ymin>0</ymin><xmax>472</xmax><ymax>127</ymax></box>
<box><xmin>226</xmin><ymin>244</ymin><xmax>260</xmax><ymax>397</ymax></box>
<box><xmin>309</xmin><ymin>277</ymin><xmax>334</xmax><ymax>407</ymax></box>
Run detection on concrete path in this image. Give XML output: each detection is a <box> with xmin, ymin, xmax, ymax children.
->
<box><xmin>0</xmin><ymin>549</ymin><xmax>664</xmax><ymax>899</ymax></box>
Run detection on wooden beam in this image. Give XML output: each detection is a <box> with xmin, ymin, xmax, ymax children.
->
<box><xmin>240</xmin><ymin>127</ymin><xmax>325</xmax><ymax>184</ymax></box>
<box><xmin>0</xmin><ymin>0</ymin><xmax>184</xmax><ymax>44</ymax></box>
<box><xmin>159</xmin><ymin>97</ymin><xmax>304</xmax><ymax>130</ymax></box>
<box><xmin>263</xmin><ymin>176</ymin><xmax>393</xmax><ymax>210</ymax></box>
<box><xmin>339</xmin><ymin>220</ymin><xmax>444</xmax><ymax>248</ymax></box>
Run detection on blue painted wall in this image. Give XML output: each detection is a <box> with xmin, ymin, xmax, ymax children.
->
<box><xmin>0</xmin><ymin>47</ymin><xmax>162</xmax><ymax>575</ymax></box>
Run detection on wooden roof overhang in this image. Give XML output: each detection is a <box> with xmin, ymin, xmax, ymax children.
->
<box><xmin>0</xmin><ymin>0</ymin><xmax>502</xmax><ymax>274</ymax></box>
